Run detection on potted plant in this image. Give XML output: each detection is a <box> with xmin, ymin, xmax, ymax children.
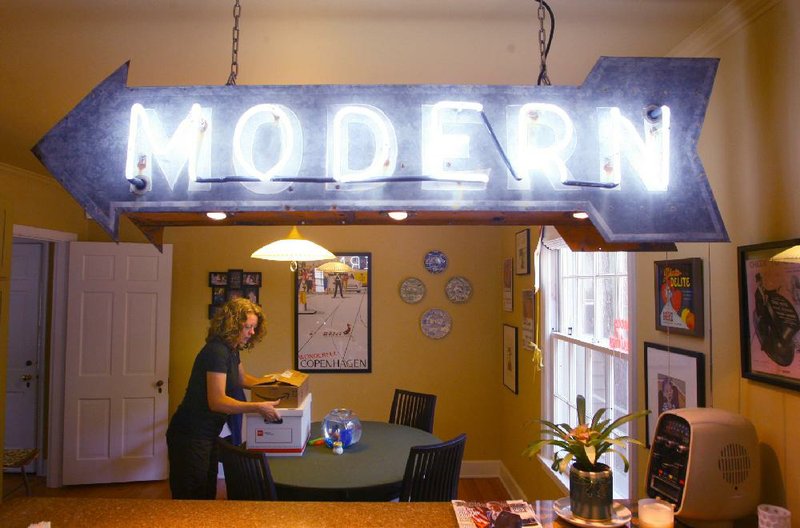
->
<box><xmin>524</xmin><ymin>394</ymin><xmax>649</xmax><ymax>521</ymax></box>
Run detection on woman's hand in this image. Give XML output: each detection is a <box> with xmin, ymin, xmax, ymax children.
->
<box><xmin>255</xmin><ymin>400</ymin><xmax>281</xmax><ymax>422</ymax></box>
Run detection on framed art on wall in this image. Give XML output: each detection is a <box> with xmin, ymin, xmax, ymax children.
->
<box><xmin>503</xmin><ymin>324</ymin><xmax>518</xmax><ymax>394</ymax></box>
<box><xmin>503</xmin><ymin>258</ymin><xmax>513</xmax><ymax>312</ymax></box>
<box><xmin>738</xmin><ymin>239</ymin><xmax>800</xmax><ymax>391</ymax></box>
<box><xmin>515</xmin><ymin>229</ymin><xmax>530</xmax><ymax>275</ymax></box>
<box><xmin>295</xmin><ymin>253</ymin><xmax>372</xmax><ymax>373</ymax></box>
<box><xmin>644</xmin><ymin>342</ymin><xmax>705</xmax><ymax>446</ymax></box>
<box><xmin>655</xmin><ymin>258</ymin><xmax>703</xmax><ymax>337</ymax></box>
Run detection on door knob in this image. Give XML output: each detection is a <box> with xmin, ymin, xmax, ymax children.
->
<box><xmin>20</xmin><ymin>374</ymin><xmax>33</xmax><ymax>382</ymax></box>
<box><xmin>156</xmin><ymin>380</ymin><xmax>164</xmax><ymax>393</ymax></box>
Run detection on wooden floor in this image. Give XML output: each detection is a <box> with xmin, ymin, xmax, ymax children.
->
<box><xmin>2</xmin><ymin>474</ymin><xmax>511</xmax><ymax>502</ymax></box>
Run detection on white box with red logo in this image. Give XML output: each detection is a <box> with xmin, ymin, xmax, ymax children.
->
<box><xmin>244</xmin><ymin>392</ymin><xmax>312</xmax><ymax>456</ymax></box>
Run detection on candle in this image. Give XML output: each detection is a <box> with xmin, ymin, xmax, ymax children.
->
<box><xmin>638</xmin><ymin>498</ymin><xmax>675</xmax><ymax>528</ymax></box>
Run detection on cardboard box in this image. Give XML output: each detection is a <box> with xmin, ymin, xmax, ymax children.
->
<box><xmin>251</xmin><ymin>369</ymin><xmax>309</xmax><ymax>408</ymax></box>
<box><xmin>245</xmin><ymin>393</ymin><xmax>312</xmax><ymax>456</ymax></box>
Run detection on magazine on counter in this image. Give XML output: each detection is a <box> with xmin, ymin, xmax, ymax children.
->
<box><xmin>451</xmin><ymin>499</ymin><xmax>541</xmax><ymax>528</ymax></box>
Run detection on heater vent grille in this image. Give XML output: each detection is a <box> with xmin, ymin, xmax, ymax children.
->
<box><xmin>718</xmin><ymin>442</ymin><xmax>750</xmax><ymax>488</ymax></box>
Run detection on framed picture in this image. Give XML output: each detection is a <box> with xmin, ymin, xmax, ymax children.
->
<box><xmin>503</xmin><ymin>324</ymin><xmax>518</xmax><ymax>394</ymax></box>
<box><xmin>738</xmin><ymin>239</ymin><xmax>800</xmax><ymax>391</ymax></box>
<box><xmin>208</xmin><ymin>304</ymin><xmax>221</xmax><ymax>319</ymax></box>
<box><xmin>209</xmin><ymin>272</ymin><xmax>227</xmax><ymax>286</ymax></box>
<box><xmin>503</xmin><ymin>258</ymin><xmax>514</xmax><ymax>312</ymax></box>
<box><xmin>211</xmin><ymin>286</ymin><xmax>226</xmax><ymax>305</ymax></box>
<box><xmin>644</xmin><ymin>342</ymin><xmax>705</xmax><ymax>446</ymax></box>
<box><xmin>515</xmin><ymin>229</ymin><xmax>530</xmax><ymax>275</ymax></box>
<box><xmin>227</xmin><ymin>269</ymin><xmax>243</xmax><ymax>289</ymax></box>
<box><xmin>242</xmin><ymin>286</ymin><xmax>259</xmax><ymax>304</ymax></box>
<box><xmin>243</xmin><ymin>272</ymin><xmax>262</xmax><ymax>287</ymax></box>
<box><xmin>295</xmin><ymin>253</ymin><xmax>371</xmax><ymax>373</ymax></box>
<box><xmin>655</xmin><ymin>258</ymin><xmax>704</xmax><ymax>337</ymax></box>
<box><xmin>226</xmin><ymin>288</ymin><xmax>243</xmax><ymax>301</ymax></box>
<box><xmin>521</xmin><ymin>289</ymin><xmax>535</xmax><ymax>349</ymax></box>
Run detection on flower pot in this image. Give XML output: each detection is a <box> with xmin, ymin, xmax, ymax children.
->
<box><xmin>569</xmin><ymin>463</ymin><xmax>613</xmax><ymax>521</ymax></box>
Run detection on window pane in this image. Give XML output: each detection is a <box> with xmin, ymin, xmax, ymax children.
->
<box><xmin>561</xmin><ymin>278</ymin><xmax>575</xmax><ymax>333</ymax></box>
<box><xmin>597</xmin><ymin>252</ymin><xmax>613</xmax><ymax>274</ymax></box>
<box><xmin>578</xmin><ymin>278</ymin><xmax>594</xmax><ymax>339</ymax></box>
<box><xmin>597</xmin><ymin>277</ymin><xmax>615</xmax><ymax>345</ymax></box>
<box><xmin>590</xmin><ymin>350</ymin><xmax>609</xmax><ymax>412</ymax></box>
<box><xmin>574</xmin><ymin>345</ymin><xmax>586</xmax><ymax>404</ymax></box>
<box><xmin>554</xmin><ymin>341</ymin><xmax>570</xmax><ymax>400</ymax></box>
<box><xmin>577</xmin><ymin>252</ymin><xmax>593</xmax><ymax>275</ymax></box>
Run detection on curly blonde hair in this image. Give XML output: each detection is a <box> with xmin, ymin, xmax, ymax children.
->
<box><xmin>207</xmin><ymin>298</ymin><xmax>266</xmax><ymax>350</ymax></box>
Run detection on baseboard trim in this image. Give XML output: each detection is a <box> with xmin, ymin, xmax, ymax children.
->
<box><xmin>460</xmin><ymin>460</ymin><xmax>527</xmax><ymax>501</ymax></box>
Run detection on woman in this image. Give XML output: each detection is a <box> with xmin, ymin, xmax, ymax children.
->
<box><xmin>166</xmin><ymin>298</ymin><xmax>280</xmax><ymax>499</ymax></box>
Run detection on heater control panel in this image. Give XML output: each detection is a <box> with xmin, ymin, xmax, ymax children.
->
<box><xmin>646</xmin><ymin>413</ymin><xmax>690</xmax><ymax>508</ymax></box>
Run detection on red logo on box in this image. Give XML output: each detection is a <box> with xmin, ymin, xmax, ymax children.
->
<box><xmin>257</xmin><ymin>430</ymin><xmax>263</xmax><ymax>437</ymax></box>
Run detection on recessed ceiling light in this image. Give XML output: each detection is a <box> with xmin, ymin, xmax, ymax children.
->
<box><xmin>572</xmin><ymin>212</ymin><xmax>589</xmax><ymax>220</ymax></box>
<box><xmin>207</xmin><ymin>212</ymin><xmax>228</xmax><ymax>221</ymax></box>
<box><xmin>387</xmin><ymin>211</ymin><xmax>409</xmax><ymax>221</ymax></box>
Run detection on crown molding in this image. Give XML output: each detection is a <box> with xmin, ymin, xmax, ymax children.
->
<box><xmin>671</xmin><ymin>0</ymin><xmax>782</xmax><ymax>56</ymax></box>
<box><xmin>0</xmin><ymin>161</ymin><xmax>59</xmax><ymax>188</ymax></box>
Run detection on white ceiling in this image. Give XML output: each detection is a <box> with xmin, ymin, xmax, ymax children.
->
<box><xmin>0</xmin><ymin>0</ymin><xmax>731</xmax><ymax>175</ymax></box>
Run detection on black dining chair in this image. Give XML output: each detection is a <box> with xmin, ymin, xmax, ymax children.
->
<box><xmin>399</xmin><ymin>433</ymin><xmax>467</xmax><ymax>502</ymax></box>
<box><xmin>389</xmin><ymin>388</ymin><xmax>437</xmax><ymax>433</ymax></box>
<box><xmin>215</xmin><ymin>437</ymin><xmax>278</xmax><ymax>501</ymax></box>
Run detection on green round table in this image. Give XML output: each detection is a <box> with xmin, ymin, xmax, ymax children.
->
<box><xmin>267</xmin><ymin>421</ymin><xmax>440</xmax><ymax>501</ymax></box>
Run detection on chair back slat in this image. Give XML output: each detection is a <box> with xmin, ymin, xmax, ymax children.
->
<box><xmin>215</xmin><ymin>437</ymin><xmax>278</xmax><ymax>501</ymax></box>
<box><xmin>399</xmin><ymin>433</ymin><xmax>466</xmax><ymax>502</ymax></box>
<box><xmin>389</xmin><ymin>388</ymin><xmax>437</xmax><ymax>433</ymax></box>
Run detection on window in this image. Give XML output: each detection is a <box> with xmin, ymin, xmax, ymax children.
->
<box><xmin>541</xmin><ymin>239</ymin><xmax>636</xmax><ymax>498</ymax></box>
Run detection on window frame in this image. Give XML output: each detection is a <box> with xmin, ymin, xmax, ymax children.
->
<box><xmin>538</xmin><ymin>241</ymin><xmax>639</xmax><ymax>498</ymax></box>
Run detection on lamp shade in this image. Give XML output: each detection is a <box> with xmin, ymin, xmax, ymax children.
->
<box><xmin>250</xmin><ymin>227</ymin><xmax>335</xmax><ymax>262</ymax></box>
<box><xmin>770</xmin><ymin>245</ymin><xmax>800</xmax><ymax>262</ymax></box>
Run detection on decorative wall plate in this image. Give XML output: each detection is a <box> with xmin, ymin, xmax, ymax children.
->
<box><xmin>399</xmin><ymin>277</ymin><xmax>426</xmax><ymax>304</ymax></box>
<box><xmin>423</xmin><ymin>250</ymin><xmax>448</xmax><ymax>274</ymax></box>
<box><xmin>420</xmin><ymin>308</ymin><xmax>452</xmax><ymax>339</ymax></box>
<box><xmin>445</xmin><ymin>276</ymin><xmax>472</xmax><ymax>304</ymax></box>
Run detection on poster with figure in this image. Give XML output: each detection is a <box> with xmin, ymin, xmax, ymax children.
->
<box><xmin>654</xmin><ymin>258</ymin><xmax>704</xmax><ymax>337</ymax></box>
<box><xmin>295</xmin><ymin>253</ymin><xmax>371</xmax><ymax>373</ymax></box>
<box><xmin>739</xmin><ymin>240</ymin><xmax>800</xmax><ymax>391</ymax></box>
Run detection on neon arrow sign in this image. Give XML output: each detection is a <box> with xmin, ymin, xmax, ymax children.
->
<box><xmin>32</xmin><ymin>56</ymin><xmax>727</xmax><ymax>244</ymax></box>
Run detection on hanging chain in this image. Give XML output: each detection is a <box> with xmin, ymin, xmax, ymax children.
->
<box><xmin>226</xmin><ymin>0</ymin><xmax>242</xmax><ymax>86</ymax></box>
<box><xmin>537</xmin><ymin>0</ymin><xmax>551</xmax><ymax>86</ymax></box>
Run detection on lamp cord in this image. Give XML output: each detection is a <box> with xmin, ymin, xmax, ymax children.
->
<box><xmin>536</xmin><ymin>0</ymin><xmax>555</xmax><ymax>86</ymax></box>
<box><xmin>226</xmin><ymin>0</ymin><xmax>242</xmax><ymax>86</ymax></box>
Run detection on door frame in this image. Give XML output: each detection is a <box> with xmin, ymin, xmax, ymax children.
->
<box><xmin>12</xmin><ymin>225</ymin><xmax>76</xmax><ymax>487</ymax></box>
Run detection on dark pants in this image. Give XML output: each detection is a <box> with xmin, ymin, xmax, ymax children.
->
<box><xmin>166</xmin><ymin>428</ymin><xmax>219</xmax><ymax>499</ymax></box>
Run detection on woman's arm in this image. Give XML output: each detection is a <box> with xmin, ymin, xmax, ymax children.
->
<box><xmin>238</xmin><ymin>363</ymin><xmax>272</xmax><ymax>389</ymax></box>
<box><xmin>207</xmin><ymin>372</ymin><xmax>280</xmax><ymax>421</ymax></box>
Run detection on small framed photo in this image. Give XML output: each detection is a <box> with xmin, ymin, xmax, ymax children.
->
<box><xmin>208</xmin><ymin>304</ymin><xmax>221</xmax><ymax>319</ymax></box>
<box><xmin>655</xmin><ymin>258</ymin><xmax>704</xmax><ymax>337</ymax></box>
<box><xmin>644</xmin><ymin>342</ymin><xmax>705</xmax><ymax>446</ymax></box>
<box><xmin>211</xmin><ymin>286</ymin><xmax>226</xmax><ymax>305</ymax></box>
<box><xmin>515</xmin><ymin>229</ymin><xmax>530</xmax><ymax>275</ymax></box>
<box><xmin>209</xmin><ymin>272</ymin><xmax>227</xmax><ymax>286</ymax></box>
<box><xmin>242</xmin><ymin>286</ymin><xmax>259</xmax><ymax>304</ymax></box>
<box><xmin>503</xmin><ymin>324</ymin><xmax>518</xmax><ymax>394</ymax></box>
<box><xmin>243</xmin><ymin>272</ymin><xmax>262</xmax><ymax>287</ymax></box>
<box><xmin>226</xmin><ymin>288</ymin><xmax>243</xmax><ymax>301</ymax></box>
<box><xmin>227</xmin><ymin>269</ymin><xmax>243</xmax><ymax>289</ymax></box>
<box><xmin>503</xmin><ymin>258</ymin><xmax>514</xmax><ymax>312</ymax></box>
<box><xmin>738</xmin><ymin>239</ymin><xmax>800</xmax><ymax>391</ymax></box>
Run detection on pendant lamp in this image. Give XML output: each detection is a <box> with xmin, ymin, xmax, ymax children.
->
<box><xmin>250</xmin><ymin>226</ymin><xmax>335</xmax><ymax>270</ymax></box>
<box><xmin>770</xmin><ymin>245</ymin><xmax>800</xmax><ymax>263</ymax></box>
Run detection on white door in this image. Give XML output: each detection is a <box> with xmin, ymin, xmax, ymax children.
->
<box><xmin>62</xmin><ymin>242</ymin><xmax>172</xmax><ymax>485</ymax></box>
<box><xmin>5</xmin><ymin>241</ymin><xmax>44</xmax><ymax>451</ymax></box>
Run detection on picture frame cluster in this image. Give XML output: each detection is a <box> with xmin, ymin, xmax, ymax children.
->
<box><xmin>208</xmin><ymin>269</ymin><xmax>262</xmax><ymax>318</ymax></box>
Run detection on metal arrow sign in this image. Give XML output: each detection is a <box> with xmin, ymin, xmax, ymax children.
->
<box><xmin>32</xmin><ymin>56</ymin><xmax>727</xmax><ymax>244</ymax></box>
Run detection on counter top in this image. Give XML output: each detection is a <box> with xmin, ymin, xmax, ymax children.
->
<box><xmin>0</xmin><ymin>498</ymin><xmax>460</xmax><ymax>527</ymax></box>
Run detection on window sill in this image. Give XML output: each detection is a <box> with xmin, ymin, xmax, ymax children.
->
<box><xmin>537</xmin><ymin>454</ymin><xmax>569</xmax><ymax>495</ymax></box>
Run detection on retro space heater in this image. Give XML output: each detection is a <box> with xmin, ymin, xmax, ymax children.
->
<box><xmin>645</xmin><ymin>408</ymin><xmax>761</xmax><ymax>527</ymax></box>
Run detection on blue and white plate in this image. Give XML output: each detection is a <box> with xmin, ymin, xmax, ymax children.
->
<box><xmin>420</xmin><ymin>309</ymin><xmax>452</xmax><ymax>339</ymax></box>
<box><xmin>445</xmin><ymin>276</ymin><xmax>472</xmax><ymax>304</ymax></box>
<box><xmin>399</xmin><ymin>277</ymin><xmax>426</xmax><ymax>304</ymax></box>
<box><xmin>424</xmin><ymin>250</ymin><xmax>448</xmax><ymax>274</ymax></box>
